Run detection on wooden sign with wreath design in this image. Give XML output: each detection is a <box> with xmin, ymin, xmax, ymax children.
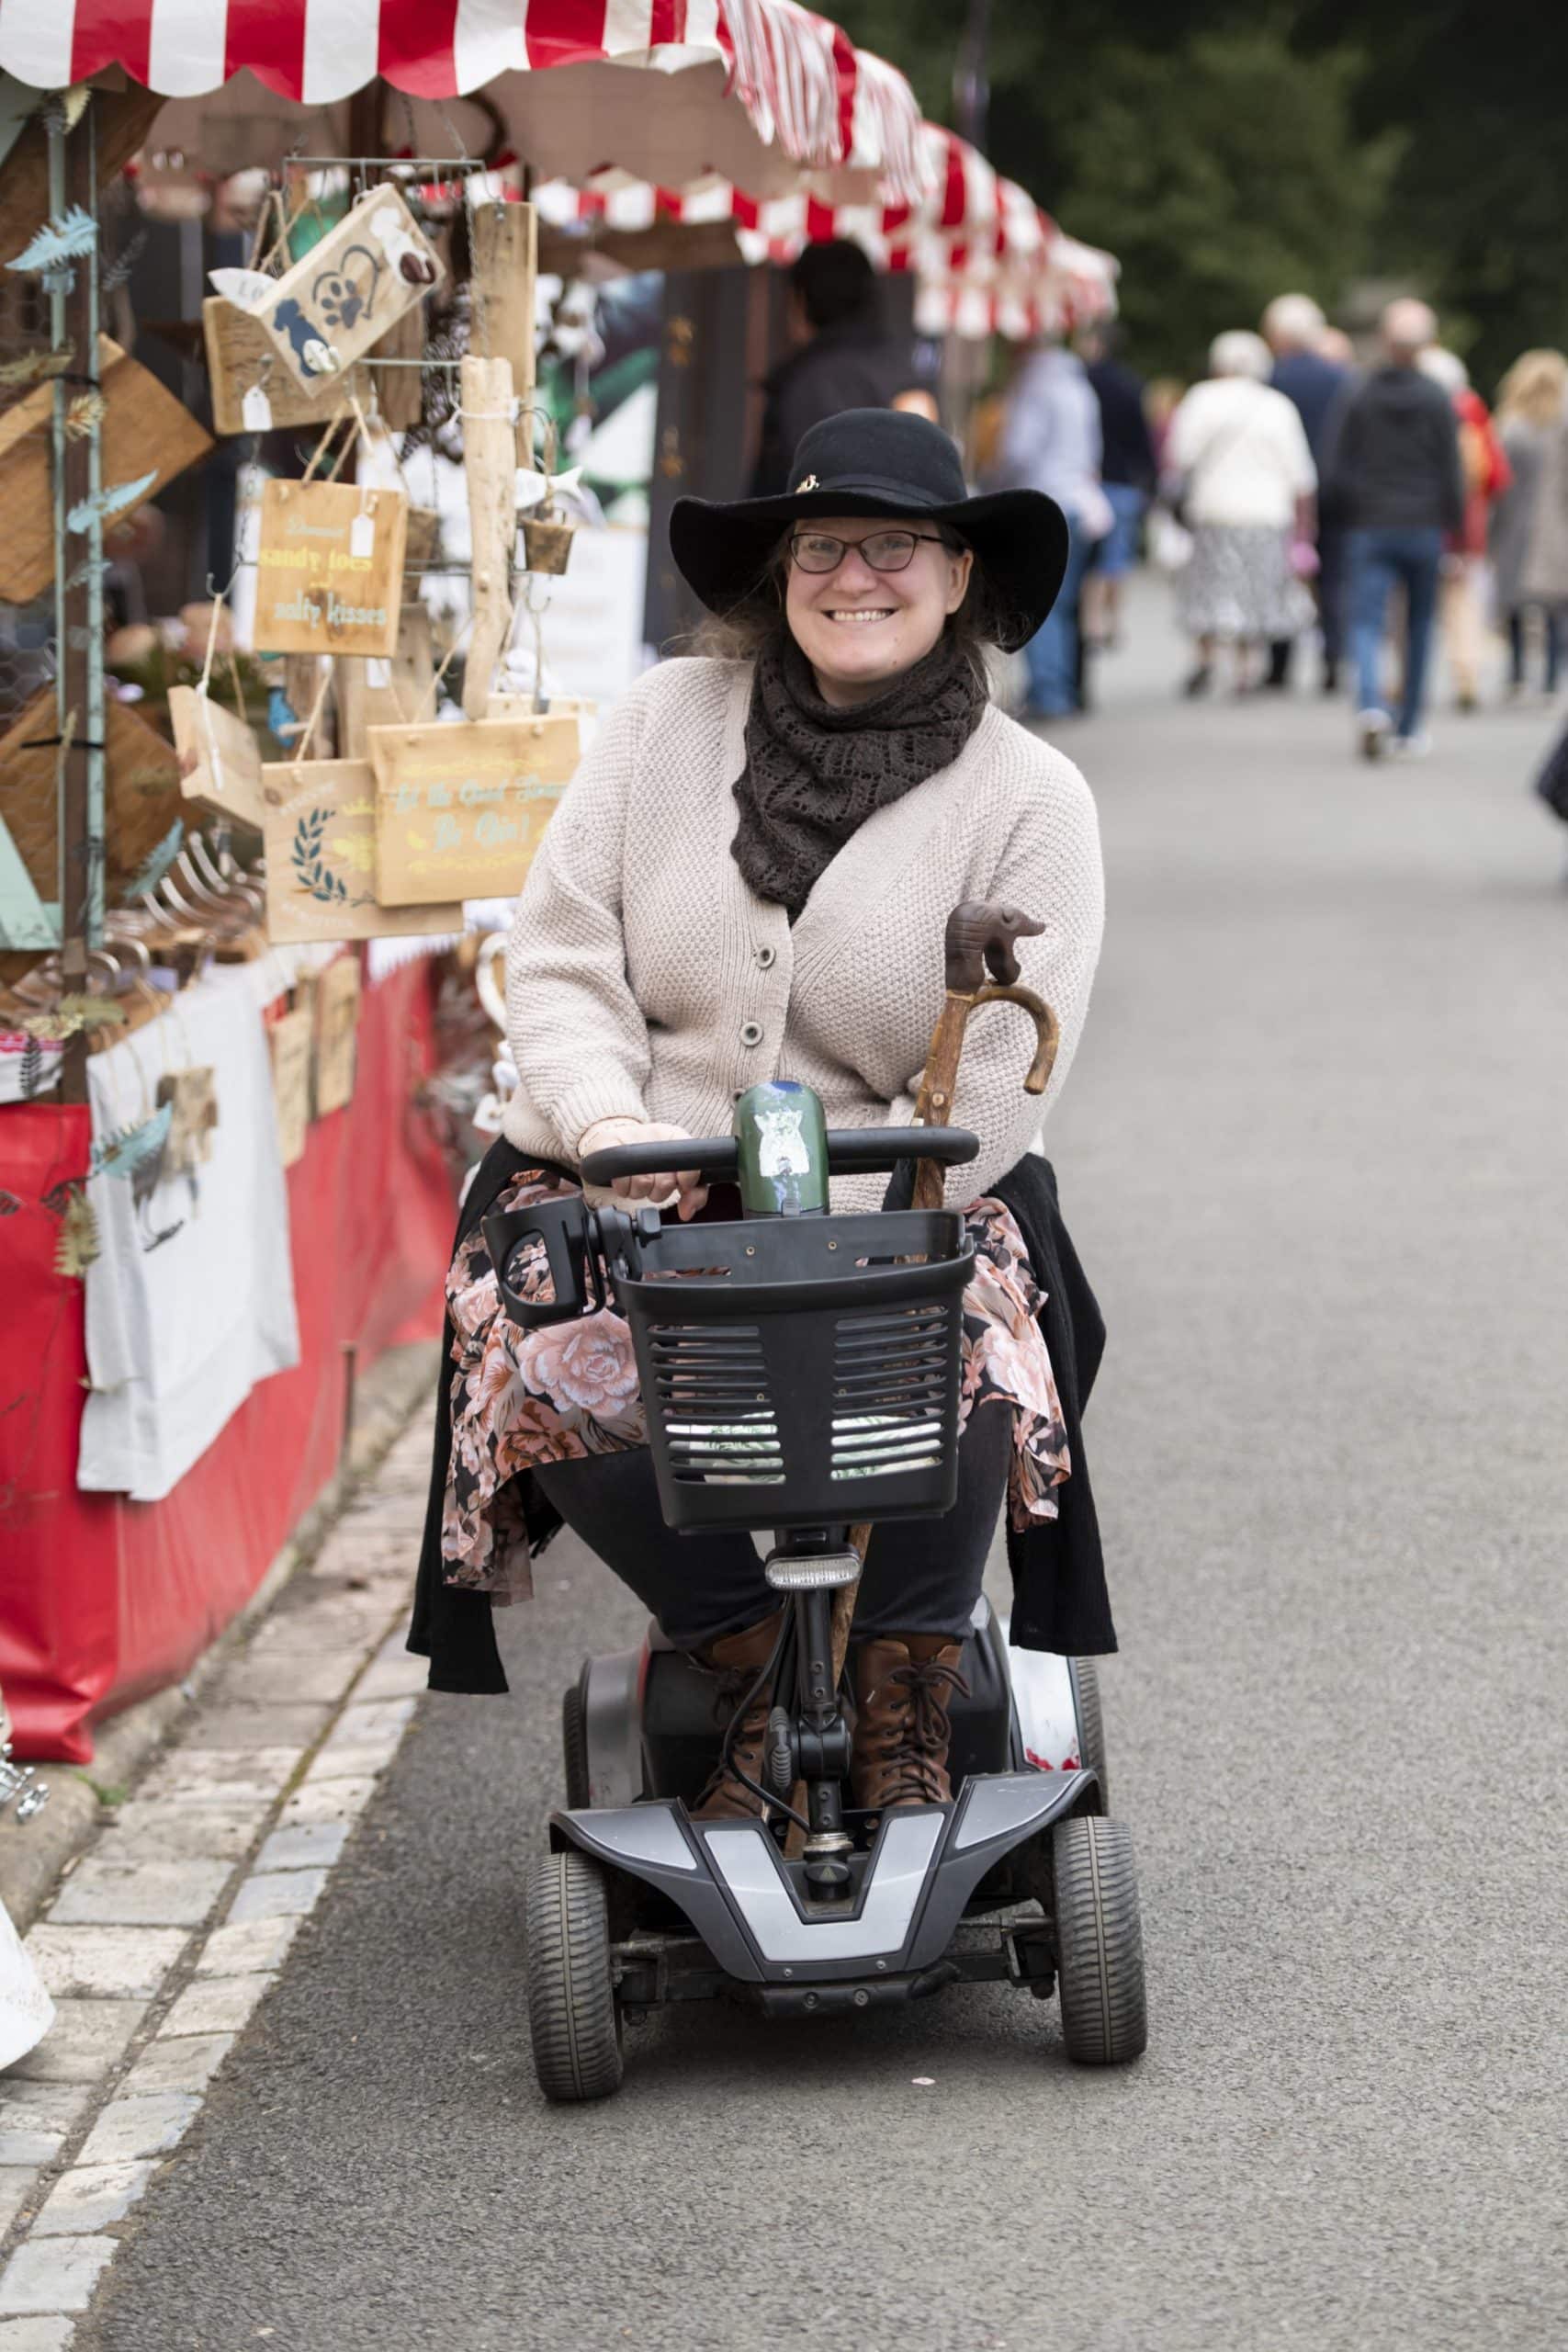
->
<box><xmin>261</xmin><ymin>758</ymin><xmax>461</xmax><ymax>945</ymax></box>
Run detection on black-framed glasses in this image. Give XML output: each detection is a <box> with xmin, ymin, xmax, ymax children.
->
<box><xmin>787</xmin><ymin>527</ymin><xmax>951</xmax><ymax>575</ymax></box>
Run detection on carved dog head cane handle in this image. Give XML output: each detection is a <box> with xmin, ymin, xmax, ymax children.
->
<box><xmin>943</xmin><ymin>899</ymin><xmax>1046</xmax><ymax>994</ymax></box>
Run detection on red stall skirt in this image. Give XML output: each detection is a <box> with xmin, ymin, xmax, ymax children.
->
<box><xmin>0</xmin><ymin>956</ymin><xmax>456</xmax><ymax>1761</ymax></box>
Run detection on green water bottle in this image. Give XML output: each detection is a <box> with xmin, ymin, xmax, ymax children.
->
<box><xmin>733</xmin><ymin>1080</ymin><xmax>829</xmax><ymax>1217</ymax></box>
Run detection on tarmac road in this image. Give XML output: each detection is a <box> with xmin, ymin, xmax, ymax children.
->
<box><xmin>80</xmin><ymin>599</ymin><xmax>1568</xmax><ymax>2351</ymax></box>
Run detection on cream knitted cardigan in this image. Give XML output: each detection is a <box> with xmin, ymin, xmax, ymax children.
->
<box><xmin>503</xmin><ymin>656</ymin><xmax>1103</xmax><ymax>1215</ymax></box>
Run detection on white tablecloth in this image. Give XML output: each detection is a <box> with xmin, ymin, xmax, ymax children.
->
<box><xmin>75</xmin><ymin>955</ymin><xmax>318</xmax><ymax>1501</ymax></box>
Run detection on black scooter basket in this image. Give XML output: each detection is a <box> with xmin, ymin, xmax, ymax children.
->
<box><xmin>611</xmin><ymin>1208</ymin><xmax>974</xmax><ymax>1532</ymax></box>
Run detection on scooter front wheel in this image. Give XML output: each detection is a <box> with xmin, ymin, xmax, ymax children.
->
<box><xmin>1051</xmin><ymin>1813</ymin><xmax>1147</xmax><ymax>2064</ymax></box>
<box><xmin>524</xmin><ymin>1849</ymin><xmax>624</xmax><ymax>2102</ymax></box>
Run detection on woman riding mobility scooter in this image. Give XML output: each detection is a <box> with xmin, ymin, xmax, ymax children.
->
<box><xmin>411</xmin><ymin>410</ymin><xmax>1145</xmax><ymax>2099</ymax></box>
<box><xmin>485</xmin><ymin>902</ymin><xmax>1146</xmax><ymax>2101</ymax></box>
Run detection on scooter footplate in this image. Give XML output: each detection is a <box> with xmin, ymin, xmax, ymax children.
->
<box><xmin>550</xmin><ymin>1770</ymin><xmax>1093</xmax><ymax>1986</ymax></box>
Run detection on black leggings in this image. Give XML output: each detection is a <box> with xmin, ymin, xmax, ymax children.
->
<box><xmin>534</xmin><ymin>1400</ymin><xmax>1011</xmax><ymax>1653</ymax></box>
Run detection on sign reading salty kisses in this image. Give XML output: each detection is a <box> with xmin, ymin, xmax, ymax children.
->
<box><xmin>253</xmin><ymin>480</ymin><xmax>407</xmax><ymax>659</ymax></box>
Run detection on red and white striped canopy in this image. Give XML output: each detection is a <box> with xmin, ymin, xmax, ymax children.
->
<box><xmin>0</xmin><ymin>0</ymin><xmax>928</xmax><ymax>204</ymax></box>
<box><xmin>534</xmin><ymin>124</ymin><xmax>1119</xmax><ymax>339</ymax></box>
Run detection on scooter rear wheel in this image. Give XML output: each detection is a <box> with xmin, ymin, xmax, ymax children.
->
<box><xmin>1068</xmin><ymin>1657</ymin><xmax>1110</xmax><ymax>1811</ymax></box>
<box><xmin>1051</xmin><ymin>1814</ymin><xmax>1147</xmax><ymax>2065</ymax></box>
<box><xmin>525</xmin><ymin>1849</ymin><xmax>624</xmax><ymax>2101</ymax></box>
<box><xmin>562</xmin><ymin>1683</ymin><xmax>591</xmax><ymax>1810</ymax></box>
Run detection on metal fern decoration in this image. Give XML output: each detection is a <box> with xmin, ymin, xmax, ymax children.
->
<box><xmin>90</xmin><ymin>1102</ymin><xmax>174</xmax><ymax>1182</ymax></box>
<box><xmin>6</xmin><ymin>207</ymin><xmax>98</xmax><ymax>280</ymax></box>
<box><xmin>123</xmin><ymin>820</ymin><xmax>184</xmax><ymax>902</ymax></box>
<box><xmin>67</xmin><ymin>469</ymin><xmax>157</xmax><ymax>536</ymax></box>
<box><xmin>291</xmin><ymin>808</ymin><xmax>348</xmax><ymax>904</ymax></box>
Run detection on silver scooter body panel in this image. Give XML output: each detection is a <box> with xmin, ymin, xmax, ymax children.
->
<box><xmin>549</xmin><ymin>1768</ymin><xmax>1094</xmax><ymax>1987</ymax></box>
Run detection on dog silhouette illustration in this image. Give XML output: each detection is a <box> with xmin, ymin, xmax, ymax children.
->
<box><xmin>273</xmin><ymin>299</ymin><xmax>339</xmax><ymax>377</ymax></box>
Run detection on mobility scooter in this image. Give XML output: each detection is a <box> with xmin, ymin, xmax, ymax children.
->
<box><xmin>486</xmin><ymin>924</ymin><xmax>1146</xmax><ymax>2101</ymax></box>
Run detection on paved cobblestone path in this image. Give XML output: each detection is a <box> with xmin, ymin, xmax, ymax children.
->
<box><xmin>65</xmin><ymin>599</ymin><xmax>1568</xmax><ymax>2349</ymax></box>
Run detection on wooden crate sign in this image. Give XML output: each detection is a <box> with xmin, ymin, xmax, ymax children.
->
<box><xmin>248</xmin><ymin>185</ymin><xmax>442</xmax><ymax>395</ymax></box>
<box><xmin>202</xmin><ymin>299</ymin><xmax>378</xmax><ymax>435</ymax></box>
<box><xmin>262</xmin><ymin>758</ymin><xmax>462</xmax><ymax>945</ymax></box>
<box><xmin>368</xmin><ymin>715</ymin><xmax>581</xmax><ymax>905</ymax></box>
<box><xmin>0</xmin><ymin>335</ymin><xmax>212</xmax><ymax>605</ymax></box>
<box><xmin>253</xmin><ymin>480</ymin><xmax>408</xmax><ymax>659</ymax></box>
<box><xmin>202</xmin><ymin>296</ymin><xmax>425</xmax><ymax>436</ymax></box>
<box><xmin>167</xmin><ymin>686</ymin><xmax>265</xmax><ymax>833</ymax></box>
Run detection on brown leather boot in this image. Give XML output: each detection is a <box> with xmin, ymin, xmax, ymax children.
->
<box><xmin>851</xmin><ymin>1634</ymin><xmax>969</xmax><ymax>1813</ymax></box>
<box><xmin>691</xmin><ymin>1609</ymin><xmax>785</xmax><ymax>1821</ymax></box>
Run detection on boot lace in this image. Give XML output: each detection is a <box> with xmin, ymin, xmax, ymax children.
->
<box><xmin>871</xmin><ymin>1657</ymin><xmax>969</xmax><ymax>1804</ymax></box>
<box><xmin>695</xmin><ymin>1667</ymin><xmax>771</xmax><ymax>1811</ymax></box>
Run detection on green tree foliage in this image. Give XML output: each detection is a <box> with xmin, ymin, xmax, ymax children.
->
<box><xmin>832</xmin><ymin>1</ymin><xmax>1561</xmax><ymax>387</ymax></box>
<box><xmin>1299</xmin><ymin>0</ymin><xmax>1568</xmax><ymax>387</ymax></box>
<box><xmin>1042</xmin><ymin>35</ymin><xmax>1399</xmax><ymax>378</ymax></box>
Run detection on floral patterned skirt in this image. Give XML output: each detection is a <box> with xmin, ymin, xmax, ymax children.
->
<box><xmin>443</xmin><ymin>1168</ymin><xmax>1071</xmax><ymax>1602</ymax></box>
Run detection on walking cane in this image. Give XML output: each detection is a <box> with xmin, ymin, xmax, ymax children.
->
<box><xmin>908</xmin><ymin>899</ymin><xmax>1060</xmax><ymax>1210</ymax></box>
<box><xmin>828</xmin><ymin>899</ymin><xmax>1062</xmax><ymax>1704</ymax></box>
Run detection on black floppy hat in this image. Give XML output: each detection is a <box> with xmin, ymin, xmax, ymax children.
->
<box><xmin>669</xmin><ymin>408</ymin><xmax>1068</xmax><ymax>650</ymax></box>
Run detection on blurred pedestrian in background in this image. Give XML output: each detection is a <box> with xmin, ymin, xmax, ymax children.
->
<box><xmin>1143</xmin><ymin>376</ymin><xmax>1186</xmax><ymax>475</ymax></box>
<box><xmin>1491</xmin><ymin>348</ymin><xmax>1568</xmax><ymax>699</ymax></box>
<box><xmin>996</xmin><ymin>336</ymin><xmax>1111</xmax><ymax>718</ymax></box>
<box><xmin>1318</xmin><ymin>326</ymin><xmax>1357</xmax><ymax>369</ymax></box>
<box><xmin>1077</xmin><ymin>322</ymin><xmax>1156</xmax><ymax>654</ymax></box>
<box><xmin>1164</xmin><ymin>329</ymin><xmax>1316</xmax><ymax>698</ymax></box>
<box><xmin>1262</xmin><ymin>293</ymin><xmax>1352</xmax><ymax>693</ymax></box>
<box><xmin>750</xmin><ymin>241</ymin><xmax>928</xmax><ymax>496</ymax></box>
<box><xmin>1324</xmin><ymin>297</ymin><xmax>1465</xmax><ymax>760</ymax></box>
<box><xmin>1418</xmin><ymin>346</ymin><xmax>1513</xmax><ymax>712</ymax></box>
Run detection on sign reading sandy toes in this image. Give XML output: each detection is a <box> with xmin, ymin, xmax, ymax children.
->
<box><xmin>253</xmin><ymin>480</ymin><xmax>408</xmax><ymax>658</ymax></box>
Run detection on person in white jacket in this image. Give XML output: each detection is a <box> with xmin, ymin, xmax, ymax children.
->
<box><xmin>1167</xmin><ymin>329</ymin><xmax>1317</xmax><ymax>696</ymax></box>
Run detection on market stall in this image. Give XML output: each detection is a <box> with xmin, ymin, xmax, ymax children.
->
<box><xmin>532</xmin><ymin>124</ymin><xmax>1120</xmax><ymax>342</ymax></box>
<box><xmin>0</xmin><ymin>3</ymin><xmax>943</xmax><ymax>1759</ymax></box>
<box><xmin>0</xmin><ymin>0</ymin><xmax>1108</xmax><ymax>1760</ymax></box>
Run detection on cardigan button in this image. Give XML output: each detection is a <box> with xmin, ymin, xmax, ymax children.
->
<box><xmin>755</xmin><ymin>944</ymin><xmax>777</xmax><ymax>969</ymax></box>
<box><xmin>739</xmin><ymin>1020</ymin><xmax>764</xmax><ymax>1047</ymax></box>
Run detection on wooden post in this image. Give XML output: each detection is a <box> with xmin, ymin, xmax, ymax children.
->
<box><xmin>460</xmin><ymin>354</ymin><xmax>517</xmax><ymax>720</ymax></box>
<box><xmin>470</xmin><ymin>202</ymin><xmax>537</xmax><ymax>408</ymax></box>
<box><xmin>53</xmin><ymin>102</ymin><xmax>103</xmax><ymax>1102</ymax></box>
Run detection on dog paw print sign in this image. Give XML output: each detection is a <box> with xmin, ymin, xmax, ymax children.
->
<box><xmin>254</xmin><ymin>481</ymin><xmax>408</xmax><ymax>658</ymax></box>
<box><xmin>233</xmin><ymin>187</ymin><xmax>442</xmax><ymax>394</ymax></box>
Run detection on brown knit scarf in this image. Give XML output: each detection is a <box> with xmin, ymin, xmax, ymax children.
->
<box><xmin>730</xmin><ymin>628</ymin><xmax>987</xmax><ymax>920</ymax></box>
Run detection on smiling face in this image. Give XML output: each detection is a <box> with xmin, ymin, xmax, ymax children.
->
<box><xmin>783</xmin><ymin>516</ymin><xmax>974</xmax><ymax>707</ymax></box>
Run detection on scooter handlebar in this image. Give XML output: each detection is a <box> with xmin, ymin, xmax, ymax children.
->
<box><xmin>579</xmin><ymin>1125</ymin><xmax>979</xmax><ymax>1189</ymax></box>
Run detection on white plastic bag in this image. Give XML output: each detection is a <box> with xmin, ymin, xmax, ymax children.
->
<box><xmin>1147</xmin><ymin>505</ymin><xmax>1194</xmax><ymax>573</ymax></box>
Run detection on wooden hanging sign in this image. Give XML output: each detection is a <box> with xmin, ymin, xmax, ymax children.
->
<box><xmin>268</xmin><ymin>1007</ymin><xmax>313</xmax><ymax>1168</ymax></box>
<box><xmin>202</xmin><ymin>300</ymin><xmax>378</xmax><ymax>436</ymax></box>
<box><xmin>336</xmin><ymin>608</ymin><xmax>435</xmax><ymax>761</ymax></box>
<box><xmin>262</xmin><ymin>757</ymin><xmax>462</xmax><ymax>945</ymax></box>
<box><xmin>313</xmin><ymin>953</ymin><xmax>362</xmax><ymax>1117</ymax></box>
<box><xmin>0</xmin><ymin>334</ymin><xmax>211</xmax><ymax>605</ymax></box>
<box><xmin>367</xmin><ymin>715</ymin><xmax>581</xmax><ymax>905</ymax></box>
<box><xmin>167</xmin><ymin>686</ymin><xmax>265</xmax><ymax>833</ymax></box>
<box><xmin>253</xmin><ymin>480</ymin><xmax>408</xmax><ymax>659</ymax></box>
<box><xmin>231</xmin><ymin>185</ymin><xmax>443</xmax><ymax>396</ymax></box>
<box><xmin>202</xmin><ymin>290</ymin><xmax>427</xmax><ymax>437</ymax></box>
